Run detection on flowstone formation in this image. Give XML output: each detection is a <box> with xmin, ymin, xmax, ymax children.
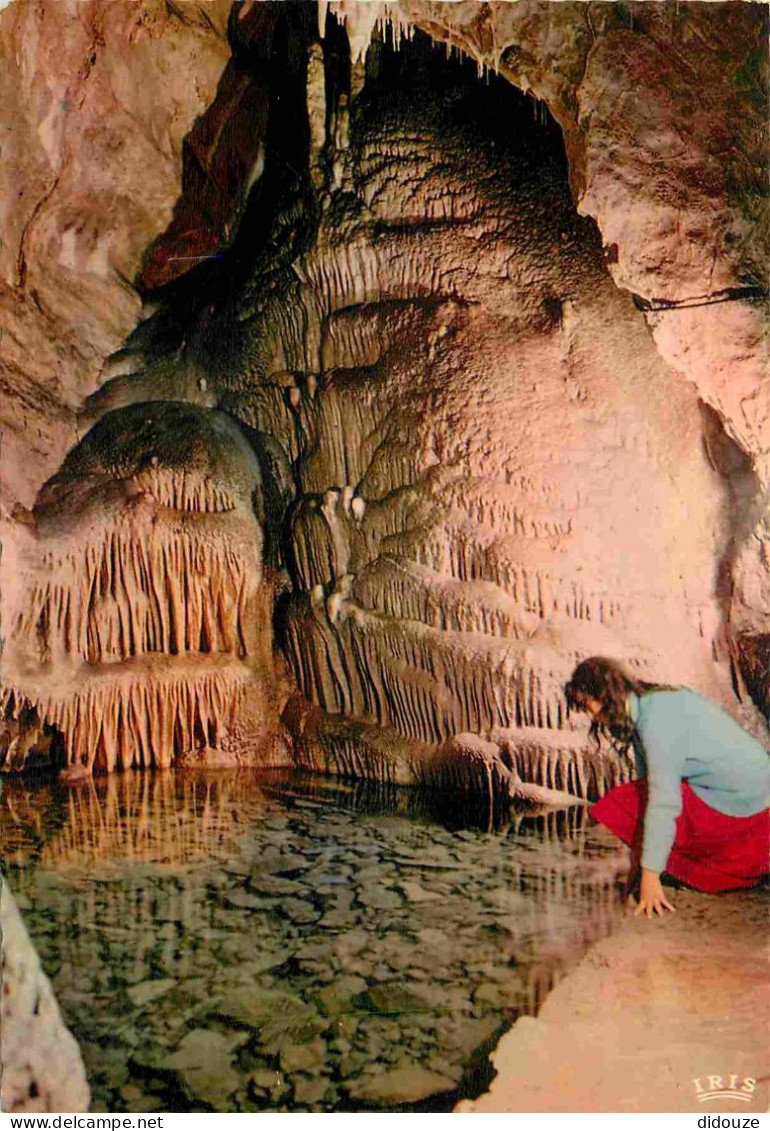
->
<box><xmin>1</xmin><ymin>402</ymin><xmax>287</xmax><ymax>775</ymax></box>
<box><xmin>81</xmin><ymin>17</ymin><xmax>765</xmax><ymax>797</ymax></box>
<box><xmin>221</xmin><ymin>38</ymin><xmax>760</xmax><ymax>788</ymax></box>
<box><xmin>1</xmin><ymin>1</ymin><xmax>767</xmax><ymax>792</ymax></box>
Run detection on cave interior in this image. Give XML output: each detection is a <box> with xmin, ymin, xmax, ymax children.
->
<box><xmin>1</xmin><ymin>0</ymin><xmax>768</xmax><ymax>805</ymax></box>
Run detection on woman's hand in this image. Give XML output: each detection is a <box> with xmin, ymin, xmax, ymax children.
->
<box><xmin>633</xmin><ymin>868</ymin><xmax>676</xmax><ymax>917</ymax></box>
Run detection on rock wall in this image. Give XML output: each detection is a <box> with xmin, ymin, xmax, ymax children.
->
<box><xmin>326</xmin><ymin>0</ymin><xmax>769</xmax><ymax>474</ymax></box>
<box><xmin>0</xmin><ymin>1</ymin><xmax>287</xmax><ymax>775</ymax></box>
<box><xmin>0</xmin><ymin>0</ymin><xmax>233</xmax><ymax>510</ymax></box>
<box><xmin>321</xmin><ymin>0</ymin><xmax>770</xmax><ymax>723</ymax></box>
<box><xmin>335</xmin><ymin>2</ymin><xmax>768</xmax><ymax>731</ymax></box>
<box><xmin>81</xmin><ymin>15</ymin><xmax>767</xmax><ymax>788</ymax></box>
<box><xmin>1</xmin><ymin>1</ymin><xmax>767</xmax><ymax>787</ymax></box>
<box><xmin>0</xmin><ymin>878</ymin><xmax>90</xmax><ymax>1112</ymax></box>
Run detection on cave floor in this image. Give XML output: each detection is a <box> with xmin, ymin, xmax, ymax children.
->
<box><xmin>457</xmin><ymin>886</ymin><xmax>769</xmax><ymax>1113</ymax></box>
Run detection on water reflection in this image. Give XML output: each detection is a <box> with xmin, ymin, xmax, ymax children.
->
<box><xmin>1</xmin><ymin>771</ymin><xmax>628</xmax><ymax>1113</ymax></box>
<box><xmin>2</xmin><ymin>772</ymin><xmax>272</xmax><ymax>873</ymax></box>
<box><xmin>1</xmin><ymin>771</ymin><xmax>597</xmax><ymax>872</ymax></box>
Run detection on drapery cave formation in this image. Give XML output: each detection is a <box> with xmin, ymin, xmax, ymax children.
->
<box><xmin>1</xmin><ymin>0</ymin><xmax>768</xmax><ymax>804</ymax></box>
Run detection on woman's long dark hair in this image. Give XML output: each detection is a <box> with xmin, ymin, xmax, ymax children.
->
<box><xmin>564</xmin><ymin>656</ymin><xmax>676</xmax><ymax>753</ymax></box>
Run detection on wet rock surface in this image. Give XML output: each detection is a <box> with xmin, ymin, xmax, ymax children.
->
<box><xmin>1</xmin><ymin>769</ymin><xmax>626</xmax><ymax>1112</ymax></box>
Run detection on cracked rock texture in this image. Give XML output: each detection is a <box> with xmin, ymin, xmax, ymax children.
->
<box><xmin>0</xmin><ymin>879</ymin><xmax>90</xmax><ymax>1112</ymax></box>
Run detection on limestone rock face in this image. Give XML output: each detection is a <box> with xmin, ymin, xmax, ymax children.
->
<box><xmin>326</xmin><ymin>1</ymin><xmax>769</xmax><ymax>469</ymax></box>
<box><xmin>100</xmin><ymin>26</ymin><xmax>766</xmax><ymax>789</ymax></box>
<box><xmin>0</xmin><ymin>880</ymin><xmax>90</xmax><ymax>1113</ymax></box>
<box><xmin>2</xmin><ymin>403</ymin><xmax>287</xmax><ymax>773</ymax></box>
<box><xmin>0</xmin><ymin>2</ymin><xmax>767</xmax><ymax>785</ymax></box>
<box><xmin>322</xmin><ymin>2</ymin><xmax>769</xmax><ymax>719</ymax></box>
<box><xmin>0</xmin><ymin>0</ymin><xmax>232</xmax><ymax>510</ymax></box>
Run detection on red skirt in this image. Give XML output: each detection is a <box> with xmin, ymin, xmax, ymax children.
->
<box><xmin>590</xmin><ymin>780</ymin><xmax>770</xmax><ymax>893</ymax></box>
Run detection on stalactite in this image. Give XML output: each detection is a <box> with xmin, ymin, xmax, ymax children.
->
<box><xmin>299</xmin><ymin>383</ymin><xmax>384</xmax><ymax>496</ymax></box>
<box><xmin>312</xmin><ymin>603</ymin><xmax>570</xmax><ymax>745</ymax></box>
<box><xmin>5</xmin><ymin>21</ymin><xmax>740</xmax><ymax>806</ymax></box>
<box><xmin>412</xmin><ymin>733</ymin><xmax>515</xmax><ymax>806</ymax></box>
<box><xmin>286</xmin><ymin>488</ymin><xmax>366</xmax><ymax>593</ymax></box>
<box><xmin>491</xmin><ymin>725</ymin><xmax>634</xmax><ymax>802</ymax></box>
<box><xmin>321</xmin><ymin>1</ymin><xmax>413</xmax><ymax>65</ymax></box>
<box><xmin>281</xmin><ymin>593</ymin><xmax>631</xmax><ymax>799</ymax></box>
<box><xmin>395</xmin><ymin>523</ymin><xmax>629</xmax><ymax>628</ymax></box>
<box><xmin>134</xmin><ymin>469</ymin><xmax>236</xmax><ymax>513</ymax></box>
<box><xmin>442</xmin><ymin>478</ymin><xmax>574</xmax><ymax>540</ymax></box>
<box><xmin>14</xmin><ymin>524</ymin><xmax>258</xmax><ymax>668</ymax></box>
<box><xmin>1</xmin><ymin>662</ymin><xmax>249</xmax><ymax>774</ymax></box>
<box><xmin>2</xmin><ymin>402</ymin><xmax>272</xmax><ymax>776</ymax></box>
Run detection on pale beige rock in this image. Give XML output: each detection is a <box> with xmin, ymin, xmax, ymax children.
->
<box><xmin>0</xmin><ymin>0</ymin><xmax>231</xmax><ymax>509</ymax></box>
<box><xmin>457</xmin><ymin>890</ymin><xmax>769</xmax><ymax>1113</ymax></box>
<box><xmin>0</xmin><ymin>880</ymin><xmax>90</xmax><ymax>1113</ymax></box>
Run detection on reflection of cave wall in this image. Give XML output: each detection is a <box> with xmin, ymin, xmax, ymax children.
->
<box><xmin>1</xmin><ymin>1</ymin><xmax>768</xmax><ymax>786</ymax></box>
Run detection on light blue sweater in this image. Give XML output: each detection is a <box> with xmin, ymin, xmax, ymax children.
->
<box><xmin>628</xmin><ymin>690</ymin><xmax>769</xmax><ymax>873</ymax></box>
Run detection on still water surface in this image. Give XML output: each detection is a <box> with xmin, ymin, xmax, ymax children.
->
<box><xmin>1</xmin><ymin>770</ymin><xmax>628</xmax><ymax>1112</ymax></box>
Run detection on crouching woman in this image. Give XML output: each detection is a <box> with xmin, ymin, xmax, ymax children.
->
<box><xmin>565</xmin><ymin>658</ymin><xmax>769</xmax><ymax>915</ymax></box>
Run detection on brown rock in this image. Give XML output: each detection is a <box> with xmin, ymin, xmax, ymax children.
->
<box><xmin>346</xmin><ymin>1062</ymin><xmax>457</xmax><ymax>1104</ymax></box>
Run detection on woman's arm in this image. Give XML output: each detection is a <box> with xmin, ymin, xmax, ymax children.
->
<box><xmin>634</xmin><ymin>696</ymin><xmax>687</xmax><ymax>916</ymax></box>
<box><xmin>637</xmin><ymin>703</ymin><xmax>686</xmax><ymax>877</ymax></box>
